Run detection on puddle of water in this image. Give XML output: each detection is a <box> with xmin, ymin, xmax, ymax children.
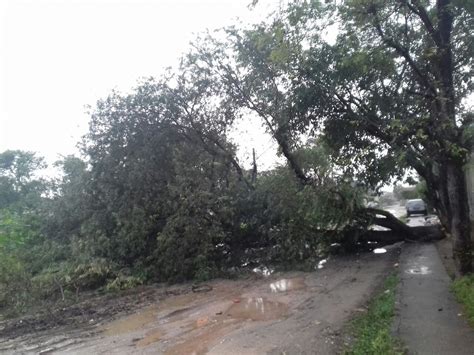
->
<box><xmin>269</xmin><ymin>277</ymin><xmax>306</xmax><ymax>293</ymax></box>
<box><xmin>406</xmin><ymin>266</ymin><xmax>431</xmax><ymax>275</ymax></box>
<box><xmin>166</xmin><ymin>293</ymin><xmax>289</xmax><ymax>354</ymax></box>
<box><xmin>373</xmin><ymin>248</ymin><xmax>387</xmax><ymax>254</ymax></box>
<box><xmin>103</xmin><ymin>306</ymin><xmax>158</xmax><ymax>336</ymax></box>
<box><xmin>103</xmin><ymin>292</ymin><xmax>208</xmax><ymax>336</ymax></box>
<box><xmin>225</xmin><ymin>297</ymin><xmax>288</xmax><ymax>321</ymax></box>
<box><xmin>136</xmin><ymin>328</ymin><xmax>164</xmax><ymax>348</ymax></box>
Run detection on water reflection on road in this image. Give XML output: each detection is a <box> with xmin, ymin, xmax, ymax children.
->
<box><xmin>226</xmin><ymin>297</ymin><xmax>288</xmax><ymax>321</ymax></box>
<box><xmin>269</xmin><ymin>277</ymin><xmax>306</xmax><ymax>293</ymax></box>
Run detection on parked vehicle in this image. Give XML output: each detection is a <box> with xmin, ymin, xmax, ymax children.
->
<box><xmin>405</xmin><ymin>199</ymin><xmax>427</xmax><ymax>216</ymax></box>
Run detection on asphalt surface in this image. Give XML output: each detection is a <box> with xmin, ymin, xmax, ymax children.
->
<box><xmin>395</xmin><ymin>242</ymin><xmax>474</xmax><ymax>354</ymax></box>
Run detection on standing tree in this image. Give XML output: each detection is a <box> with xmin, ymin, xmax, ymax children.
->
<box><xmin>0</xmin><ymin>150</ymin><xmax>46</xmax><ymax>210</ymax></box>
<box><xmin>190</xmin><ymin>0</ymin><xmax>473</xmax><ymax>273</ymax></box>
<box><xmin>327</xmin><ymin>0</ymin><xmax>473</xmax><ymax>273</ymax></box>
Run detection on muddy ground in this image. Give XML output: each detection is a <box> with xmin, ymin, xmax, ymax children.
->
<box><xmin>0</xmin><ymin>247</ymin><xmax>400</xmax><ymax>355</ymax></box>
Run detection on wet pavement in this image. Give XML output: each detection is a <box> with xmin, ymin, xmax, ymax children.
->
<box><xmin>395</xmin><ymin>243</ymin><xmax>474</xmax><ymax>354</ymax></box>
<box><xmin>372</xmin><ymin>204</ymin><xmax>474</xmax><ymax>353</ymax></box>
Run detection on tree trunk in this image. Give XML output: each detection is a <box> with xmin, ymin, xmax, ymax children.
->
<box><xmin>423</xmin><ymin>161</ymin><xmax>472</xmax><ymax>274</ymax></box>
<box><xmin>446</xmin><ymin>161</ymin><xmax>473</xmax><ymax>274</ymax></box>
<box><xmin>364</xmin><ymin>225</ymin><xmax>444</xmax><ymax>244</ymax></box>
<box><xmin>436</xmin><ymin>166</ymin><xmax>453</xmax><ymax>230</ymax></box>
<box><xmin>275</xmin><ymin>130</ymin><xmax>310</xmax><ymax>184</ymax></box>
<box><xmin>434</xmin><ymin>0</ymin><xmax>472</xmax><ymax>273</ymax></box>
<box><xmin>251</xmin><ymin>148</ymin><xmax>257</xmax><ymax>184</ymax></box>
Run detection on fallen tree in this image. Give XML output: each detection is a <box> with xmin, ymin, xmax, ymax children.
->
<box><xmin>357</xmin><ymin>207</ymin><xmax>444</xmax><ymax>246</ymax></box>
<box><xmin>363</xmin><ymin>225</ymin><xmax>444</xmax><ymax>245</ymax></box>
<box><xmin>366</xmin><ymin>208</ymin><xmax>413</xmax><ymax>235</ymax></box>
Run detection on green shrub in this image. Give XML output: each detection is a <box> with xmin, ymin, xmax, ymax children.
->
<box><xmin>70</xmin><ymin>260</ymin><xmax>113</xmax><ymax>290</ymax></box>
<box><xmin>452</xmin><ymin>275</ymin><xmax>474</xmax><ymax>326</ymax></box>
<box><xmin>0</xmin><ymin>253</ymin><xmax>31</xmax><ymax>315</ymax></box>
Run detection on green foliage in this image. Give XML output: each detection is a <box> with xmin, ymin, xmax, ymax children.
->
<box><xmin>0</xmin><ymin>150</ymin><xmax>49</xmax><ymax>315</ymax></box>
<box><xmin>0</xmin><ymin>70</ymin><xmax>375</xmax><ymax>317</ymax></box>
<box><xmin>345</xmin><ymin>274</ymin><xmax>403</xmax><ymax>355</ymax></box>
<box><xmin>0</xmin><ymin>150</ymin><xmax>47</xmax><ymax>210</ymax></box>
<box><xmin>452</xmin><ymin>275</ymin><xmax>474</xmax><ymax>326</ymax></box>
<box><xmin>0</xmin><ymin>253</ymin><xmax>30</xmax><ymax>313</ymax></box>
<box><xmin>255</xmin><ymin>169</ymin><xmax>361</xmax><ymax>262</ymax></box>
<box><xmin>153</xmin><ymin>198</ymin><xmax>226</xmax><ymax>282</ymax></box>
<box><xmin>0</xmin><ymin>210</ymin><xmax>36</xmax><ymax>249</ymax></box>
<box><xmin>75</xmin><ymin>84</ymin><xmax>246</xmax><ymax>281</ymax></box>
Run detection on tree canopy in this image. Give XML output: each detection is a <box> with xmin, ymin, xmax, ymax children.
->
<box><xmin>184</xmin><ymin>0</ymin><xmax>473</xmax><ymax>272</ymax></box>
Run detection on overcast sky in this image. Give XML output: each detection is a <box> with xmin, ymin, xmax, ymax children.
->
<box><xmin>0</xmin><ymin>0</ymin><xmax>281</xmax><ymax>170</ymax></box>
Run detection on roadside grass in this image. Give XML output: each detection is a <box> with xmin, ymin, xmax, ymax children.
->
<box><xmin>345</xmin><ymin>274</ymin><xmax>404</xmax><ymax>355</ymax></box>
<box><xmin>452</xmin><ymin>275</ymin><xmax>474</xmax><ymax>326</ymax></box>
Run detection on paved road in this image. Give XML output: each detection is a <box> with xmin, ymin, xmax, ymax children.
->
<box><xmin>395</xmin><ymin>243</ymin><xmax>474</xmax><ymax>354</ymax></box>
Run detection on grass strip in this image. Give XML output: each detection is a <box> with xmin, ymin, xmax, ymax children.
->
<box><xmin>452</xmin><ymin>275</ymin><xmax>474</xmax><ymax>326</ymax></box>
<box><xmin>345</xmin><ymin>274</ymin><xmax>403</xmax><ymax>355</ymax></box>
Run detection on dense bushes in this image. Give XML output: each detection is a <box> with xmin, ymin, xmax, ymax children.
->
<box><xmin>253</xmin><ymin>166</ymin><xmax>365</xmax><ymax>266</ymax></box>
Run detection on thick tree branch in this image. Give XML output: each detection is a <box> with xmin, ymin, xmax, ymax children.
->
<box><xmin>400</xmin><ymin>0</ymin><xmax>442</xmax><ymax>47</ymax></box>
<box><xmin>365</xmin><ymin>207</ymin><xmax>414</xmax><ymax>236</ymax></box>
<box><xmin>210</xmin><ymin>60</ymin><xmax>311</xmax><ymax>185</ymax></box>
<box><xmin>370</xmin><ymin>11</ymin><xmax>438</xmax><ymax>97</ymax></box>
<box><xmin>162</xmin><ymin>94</ymin><xmax>255</xmax><ymax>191</ymax></box>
